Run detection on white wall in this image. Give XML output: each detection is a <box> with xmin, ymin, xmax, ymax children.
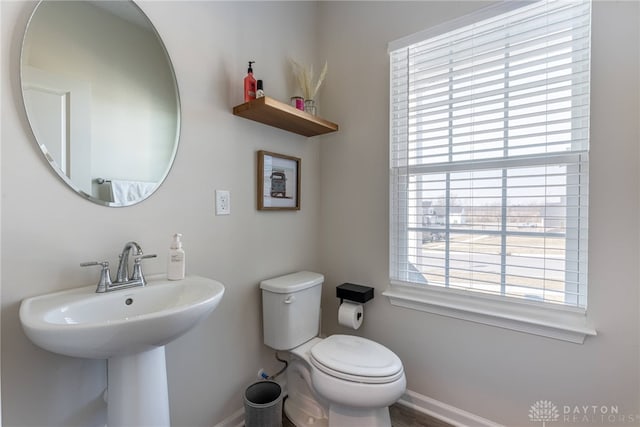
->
<box><xmin>317</xmin><ymin>1</ymin><xmax>640</xmax><ymax>426</ymax></box>
<box><xmin>1</xmin><ymin>1</ymin><xmax>321</xmax><ymax>426</ymax></box>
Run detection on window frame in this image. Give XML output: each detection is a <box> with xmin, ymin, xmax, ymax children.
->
<box><xmin>384</xmin><ymin>0</ymin><xmax>596</xmax><ymax>343</ymax></box>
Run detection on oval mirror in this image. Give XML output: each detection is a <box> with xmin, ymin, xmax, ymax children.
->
<box><xmin>20</xmin><ymin>0</ymin><xmax>180</xmax><ymax>207</ymax></box>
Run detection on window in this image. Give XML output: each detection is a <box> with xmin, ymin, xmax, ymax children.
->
<box><xmin>387</xmin><ymin>1</ymin><xmax>594</xmax><ymax>342</ymax></box>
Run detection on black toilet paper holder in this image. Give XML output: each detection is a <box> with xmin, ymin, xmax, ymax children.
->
<box><xmin>336</xmin><ymin>283</ymin><xmax>374</xmax><ymax>305</ymax></box>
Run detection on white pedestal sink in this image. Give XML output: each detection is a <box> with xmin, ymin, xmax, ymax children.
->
<box><xmin>19</xmin><ymin>274</ymin><xmax>225</xmax><ymax>427</ymax></box>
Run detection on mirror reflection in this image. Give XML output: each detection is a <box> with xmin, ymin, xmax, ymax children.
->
<box><xmin>21</xmin><ymin>0</ymin><xmax>180</xmax><ymax>206</ymax></box>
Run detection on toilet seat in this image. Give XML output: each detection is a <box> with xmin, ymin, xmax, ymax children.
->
<box><xmin>310</xmin><ymin>335</ymin><xmax>404</xmax><ymax>384</ymax></box>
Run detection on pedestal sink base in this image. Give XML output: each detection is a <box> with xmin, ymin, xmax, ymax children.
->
<box><xmin>108</xmin><ymin>347</ymin><xmax>170</xmax><ymax>427</ymax></box>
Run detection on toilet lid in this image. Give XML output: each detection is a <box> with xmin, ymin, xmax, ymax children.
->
<box><xmin>310</xmin><ymin>335</ymin><xmax>403</xmax><ymax>383</ymax></box>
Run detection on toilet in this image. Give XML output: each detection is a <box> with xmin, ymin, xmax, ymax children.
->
<box><xmin>260</xmin><ymin>271</ymin><xmax>406</xmax><ymax>427</ymax></box>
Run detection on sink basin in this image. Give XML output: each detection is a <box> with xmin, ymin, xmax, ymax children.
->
<box><xmin>19</xmin><ymin>274</ymin><xmax>225</xmax><ymax>359</ymax></box>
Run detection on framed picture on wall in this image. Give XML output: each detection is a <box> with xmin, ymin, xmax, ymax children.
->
<box><xmin>257</xmin><ymin>150</ymin><xmax>301</xmax><ymax>211</ymax></box>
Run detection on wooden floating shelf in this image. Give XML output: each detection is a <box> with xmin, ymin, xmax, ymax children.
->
<box><xmin>233</xmin><ymin>96</ymin><xmax>339</xmax><ymax>137</ymax></box>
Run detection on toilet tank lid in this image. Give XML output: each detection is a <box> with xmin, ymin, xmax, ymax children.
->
<box><xmin>260</xmin><ymin>271</ymin><xmax>324</xmax><ymax>293</ymax></box>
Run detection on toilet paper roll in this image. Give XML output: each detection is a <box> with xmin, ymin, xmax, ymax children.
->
<box><xmin>338</xmin><ymin>302</ymin><xmax>364</xmax><ymax>330</ymax></box>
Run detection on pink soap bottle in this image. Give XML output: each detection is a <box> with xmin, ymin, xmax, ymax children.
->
<box><xmin>244</xmin><ymin>61</ymin><xmax>256</xmax><ymax>102</ymax></box>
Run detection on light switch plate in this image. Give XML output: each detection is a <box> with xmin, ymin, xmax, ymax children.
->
<box><xmin>215</xmin><ymin>190</ymin><xmax>230</xmax><ymax>215</ymax></box>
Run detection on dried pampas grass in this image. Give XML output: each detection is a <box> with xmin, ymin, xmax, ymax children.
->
<box><xmin>290</xmin><ymin>59</ymin><xmax>328</xmax><ymax>100</ymax></box>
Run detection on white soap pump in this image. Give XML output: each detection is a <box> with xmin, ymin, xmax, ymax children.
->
<box><xmin>167</xmin><ymin>233</ymin><xmax>185</xmax><ymax>280</ymax></box>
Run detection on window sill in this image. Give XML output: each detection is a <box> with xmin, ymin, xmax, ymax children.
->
<box><xmin>383</xmin><ymin>282</ymin><xmax>596</xmax><ymax>344</ymax></box>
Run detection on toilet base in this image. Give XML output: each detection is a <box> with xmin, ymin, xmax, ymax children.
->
<box><xmin>284</xmin><ymin>395</ymin><xmax>328</xmax><ymax>427</ymax></box>
<box><xmin>329</xmin><ymin>404</ymin><xmax>391</xmax><ymax>427</ymax></box>
<box><xmin>285</xmin><ymin>397</ymin><xmax>391</xmax><ymax>427</ymax></box>
<box><xmin>285</xmin><ymin>357</ymin><xmax>329</xmax><ymax>427</ymax></box>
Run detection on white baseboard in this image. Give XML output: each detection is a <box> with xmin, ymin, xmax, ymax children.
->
<box><xmin>396</xmin><ymin>389</ymin><xmax>503</xmax><ymax>427</ymax></box>
<box><xmin>213</xmin><ymin>389</ymin><xmax>502</xmax><ymax>427</ymax></box>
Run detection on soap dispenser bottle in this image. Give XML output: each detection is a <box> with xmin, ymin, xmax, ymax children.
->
<box><xmin>244</xmin><ymin>61</ymin><xmax>257</xmax><ymax>102</ymax></box>
<box><xmin>167</xmin><ymin>233</ymin><xmax>185</xmax><ymax>280</ymax></box>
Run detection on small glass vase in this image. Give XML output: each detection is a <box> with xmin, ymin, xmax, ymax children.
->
<box><xmin>304</xmin><ymin>99</ymin><xmax>317</xmax><ymax>115</ymax></box>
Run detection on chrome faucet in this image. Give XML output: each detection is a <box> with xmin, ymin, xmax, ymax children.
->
<box><xmin>116</xmin><ymin>241</ymin><xmax>142</xmax><ymax>283</ymax></box>
<box><xmin>81</xmin><ymin>241</ymin><xmax>157</xmax><ymax>293</ymax></box>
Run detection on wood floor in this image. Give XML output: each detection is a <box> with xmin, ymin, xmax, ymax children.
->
<box><xmin>389</xmin><ymin>403</ymin><xmax>453</xmax><ymax>427</ymax></box>
<box><xmin>281</xmin><ymin>402</ymin><xmax>453</xmax><ymax>427</ymax></box>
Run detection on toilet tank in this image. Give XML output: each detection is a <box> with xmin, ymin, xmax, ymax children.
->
<box><xmin>260</xmin><ymin>271</ymin><xmax>324</xmax><ymax>351</ymax></box>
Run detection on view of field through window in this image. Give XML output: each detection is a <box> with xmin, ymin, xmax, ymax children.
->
<box><xmin>407</xmin><ymin>164</ymin><xmax>576</xmax><ymax>304</ymax></box>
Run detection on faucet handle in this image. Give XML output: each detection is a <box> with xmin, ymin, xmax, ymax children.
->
<box><xmin>80</xmin><ymin>261</ymin><xmax>109</xmax><ymax>268</ymax></box>
<box><xmin>134</xmin><ymin>254</ymin><xmax>158</xmax><ymax>261</ymax></box>
<box><xmin>81</xmin><ymin>261</ymin><xmax>112</xmax><ymax>293</ymax></box>
<box><xmin>131</xmin><ymin>254</ymin><xmax>157</xmax><ymax>284</ymax></box>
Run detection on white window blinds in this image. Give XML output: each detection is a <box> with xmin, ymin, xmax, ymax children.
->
<box><xmin>389</xmin><ymin>0</ymin><xmax>591</xmax><ymax>308</ymax></box>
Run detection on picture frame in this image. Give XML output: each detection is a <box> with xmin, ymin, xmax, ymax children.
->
<box><xmin>257</xmin><ymin>150</ymin><xmax>301</xmax><ymax>211</ymax></box>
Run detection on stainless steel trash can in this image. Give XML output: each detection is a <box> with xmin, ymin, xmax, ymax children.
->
<box><xmin>243</xmin><ymin>381</ymin><xmax>282</xmax><ymax>427</ymax></box>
